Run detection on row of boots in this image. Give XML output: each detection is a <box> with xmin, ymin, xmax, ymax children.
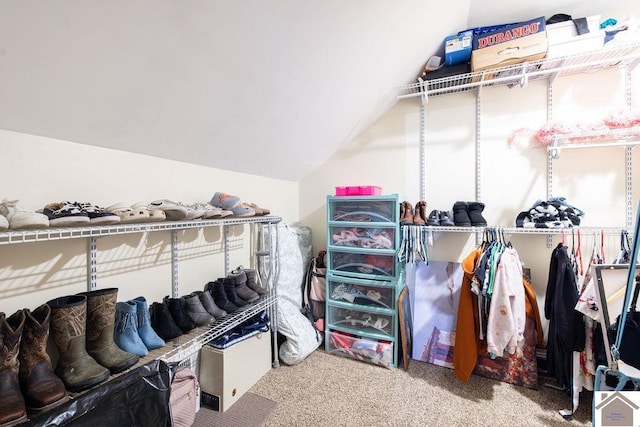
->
<box><xmin>0</xmin><ymin>288</ymin><xmax>141</xmax><ymax>426</ymax></box>
<box><xmin>149</xmin><ymin>266</ymin><xmax>267</xmax><ymax>342</ymax></box>
<box><xmin>400</xmin><ymin>200</ymin><xmax>488</xmax><ymax>227</ymax></box>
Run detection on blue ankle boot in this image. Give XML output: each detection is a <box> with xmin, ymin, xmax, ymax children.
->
<box><xmin>114</xmin><ymin>301</ymin><xmax>148</xmax><ymax>357</ymax></box>
<box><xmin>133</xmin><ymin>297</ymin><xmax>165</xmax><ymax>350</ymax></box>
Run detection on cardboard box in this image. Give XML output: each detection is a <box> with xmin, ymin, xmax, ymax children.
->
<box><xmin>471</xmin><ymin>16</ymin><xmax>548</xmax><ymax>76</ymax></box>
<box><xmin>444</xmin><ymin>30</ymin><xmax>473</xmax><ymax>66</ymax></box>
<box><xmin>546</xmin><ymin>15</ymin><xmax>604</xmax><ymax>58</ymax></box>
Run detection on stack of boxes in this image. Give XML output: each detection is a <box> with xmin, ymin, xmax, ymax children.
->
<box><xmin>420</xmin><ymin>14</ymin><xmax>608</xmax><ymax>83</ymax></box>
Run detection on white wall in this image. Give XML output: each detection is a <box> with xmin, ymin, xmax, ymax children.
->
<box><xmin>0</xmin><ymin>129</ymin><xmax>298</xmax><ymax>313</ymax></box>
<box><xmin>300</xmin><ymin>48</ymin><xmax>640</xmax><ymax>337</ymax></box>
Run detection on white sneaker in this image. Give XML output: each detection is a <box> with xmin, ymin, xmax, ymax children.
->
<box><xmin>149</xmin><ymin>200</ymin><xmax>188</xmax><ymax>221</ymax></box>
<box><xmin>0</xmin><ymin>199</ymin><xmax>50</xmax><ymax>230</ymax></box>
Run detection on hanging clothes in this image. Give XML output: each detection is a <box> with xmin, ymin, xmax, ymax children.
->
<box><xmin>544</xmin><ymin>243</ymin><xmax>585</xmax><ymax>390</ymax></box>
<box><xmin>454</xmin><ymin>233</ymin><xmax>542</xmax><ymax>384</ymax></box>
<box><xmin>486</xmin><ymin>247</ymin><xmax>526</xmax><ymax>358</ymax></box>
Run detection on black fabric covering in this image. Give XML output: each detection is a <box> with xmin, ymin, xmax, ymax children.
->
<box><xmin>23</xmin><ymin>359</ymin><xmax>172</xmax><ymax>427</ymax></box>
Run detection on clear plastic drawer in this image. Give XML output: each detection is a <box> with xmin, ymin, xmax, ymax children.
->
<box><xmin>328</xmin><ymin>199</ymin><xmax>396</xmax><ymax>223</ymax></box>
<box><xmin>328</xmin><ymin>250</ymin><xmax>396</xmax><ymax>279</ymax></box>
<box><xmin>327</xmin><ymin>276</ymin><xmax>395</xmax><ymax>310</ymax></box>
<box><xmin>328</xmin><ymin>225</ymin><xmax>396</xmax><ymax>251</ymax></box>
<box><xmin>327</xmin><ymin>305</ymin><xmax>394</xmax><ymax>338</ymax></box>
<box><xmin>325</xmin><ymin>330</ymin><xmax>393</xmax><ymax>369</ymax></box>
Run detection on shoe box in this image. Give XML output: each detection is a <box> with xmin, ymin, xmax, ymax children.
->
<box><xmin>198</xmin><ymin>331</ymin><xmax>272</xmax><ymax>412</ymax></box>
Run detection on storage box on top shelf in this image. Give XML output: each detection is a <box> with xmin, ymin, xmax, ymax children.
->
<box><xmin>471</xmin><ymin>16</ymin><xmax>548</xmax><ymax>79</ymax></box>
<box><xmin>444</xmin><ymin>30</ymin><xmax>473</xmax><ymax>66</ymax></box>
<box><xmin>546</xmin><ymin>15</ymin><xmax>604</xmax><ymax>58</ymax></box>
<box><xmin>335</xmin><ymin>186</ymin><xmax>382</xmax><ymax>196</ymax></box>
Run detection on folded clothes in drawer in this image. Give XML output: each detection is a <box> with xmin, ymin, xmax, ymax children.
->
<box><xmin>329</xmin><ymin>251</ymin><xmax>396</xmax><ymax>278</ymax></box>
<box><xmin>326</xmin><ymin>330</ymin><xmax>393</xmax><ymax>368</ymax></box>
<box><xmin>327</xmin><ymin>277</ymin><xmax>394</xmax><ymax>309</ymax></box>
<box><xmin>329</xmin><ymin>225</ymin><xmax>396</xmax><ymax>250</ymax></box>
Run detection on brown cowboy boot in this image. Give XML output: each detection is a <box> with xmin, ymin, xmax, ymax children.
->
<box><xmin>400</xmin><ymin>201</ymin><xmax>414</xmax><ymax>225</ymax></box>
<box><xmin>0</xmin><ymin>310</ymin><xmax>26</xmax><ymax>426</ymax></box>
<box><xmin>413</xmin><ymin>201</ymin><xmax>427</xmax><ymax>226</ymax></box>
<box><xmin>78</xmin><ymin>288</ymin><xmax>139</xmax><ymax>374</ymax></box>
<box><xmin>47</xmin><ymin>295</ymin><xmax>110</xmax><ymax>392</ymax></box>
<box><xmin>19</xmin><ymin>305</ymin><xmax>68</xmax><ymax>414</ymax></box>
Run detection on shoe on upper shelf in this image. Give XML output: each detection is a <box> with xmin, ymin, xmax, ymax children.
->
<box><xmin>438</xmin><ymin>210</ymin><xmax>455</xmax><ymax>227</ymax></box>
<box><xmin>0</xmin><ymin>199</ymin><xmax>50</xmax><ymax>230</ymax></box>
<box><xmin>73</xmin><ymin>202</ymin><xmax>121</xmax><ymax>225</ymax></box>
<box><xmin>130</xmin><ymin>202</ymin><xmax>166</xmax><ymax>222</ymax></box>
<box><xmin>107</xmin><ymin>202</ymin><xmax>152</xmax><ymax>224</ymax></box>
<box><xmin>148</xmin><ymin>200</ymin><xmax>188</xmax><ymax>221</ymax></box>
<box><xmin>42</xmin><ymin>201</ymin><xmax>91</xmax><ymax>227</ymax></box>
<box><xmin>426</xmin><ymin>209</ymin><xmax>440</xmax><ymax>226</ymax></box>
<box><xmin>230</xmin><ymin>203</ymin><xmax>255</xmax><ymax>218</ymax></box>
<box><xmin>0</xmin><ymin>213</ymin><xmax>7</xmax><ymax>230</ymax></box>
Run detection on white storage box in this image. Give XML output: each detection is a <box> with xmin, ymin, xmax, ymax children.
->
<box><xmin>198</xmin><ymin>331</ymin><xmax>272</xmax><ymax>412</ymax></box>
<box><xmin>546</xmin><ymin>15</ymin><xmax>604</xmax><ymax>58</ymax></box>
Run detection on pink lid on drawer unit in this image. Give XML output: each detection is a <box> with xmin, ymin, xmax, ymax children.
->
<box><xmin>335</xmin><ymin>186</ymin><xmax>382</xmax><ymax>196</ymax></box>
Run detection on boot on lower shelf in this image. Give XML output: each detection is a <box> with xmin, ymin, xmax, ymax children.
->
<box><xmin>205</xmin><ymin>280</ymin><xmax>239</xmax><ymax>314</ymax></box>
<box><xmin>233</xmin><ymin>266</ymin><xmax>267</xmax><ymax>296</ymax></box>
<box><xmin>132</xmin><ymin>297</ymin><xmax>165</xmax><ymax>350</ymax></box>
<box><xmin>226</xmin><ymin>270</ymin><xmax>259</xmax><ymax>303</ymax></box>
<box><xmin>182</xmin><ymin>293</ymin><xmax>215</xmax><ymax>327</ymax></box>
<box><xmin>149</xmin><ymin>302</ymin><xmax>183</xmax><ymax>342</ymax></box>
<box><xmin>193</xmin><ymin>290</ymin><xmax>227</xmax><ymax>319</ymax></box>
<box><xmin>114</xmin><ymin>301</ymin><xmax>148</xmax><ymax>357</ymax></box>
<box><xmin>19</xmin><ymin>305</ymin><xmax>68</xmax><ymax>415</ymax></box>
<box><xmin>78</xmin><ymin>288</ymin><xmax>140</xmax><ymax>373</ymax></box>
<box><xmin>0</xmin><ymin>310</ymin><xmax>27</xmax><ymax>427</ymax></box>
<box><xmin>47</xmin><ymin>295</ymin><xmax>110</xmax><ymax>393</ymax></box>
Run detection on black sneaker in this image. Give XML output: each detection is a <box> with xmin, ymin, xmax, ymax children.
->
<box><xmin>43</xmin><ymin>201</ymin><xmax>91</xmax><ymax>227</ymax></box>
<box><xmin>74</xmin><ymin>202</ymin><xmax>121</xmax><ymax>225</ymax></box>
<box><xmin>439</xmin><ymin>210</ymin><xmax>455</xmax><ymax>226</ymax></box>
<box><xmin>426</xmin><ymin>210</ymin><xmax>440</xmax><ymax>226</ymax></box>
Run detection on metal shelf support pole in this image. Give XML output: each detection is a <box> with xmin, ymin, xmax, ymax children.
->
<box><xmin>224</xmin><ymin>225</ymin><xmax>230</xmax><ymax>276</ymax></box>
<box><xmin>546</xmin><ymin>79</ymin><xmax>555</xmax><ymax>248</ymax></box>
<box><xmin>626</xmin><ymin>64</ymin><xmax>634</xmax><ymax>229</ymax></box>
<box><xmin>87</xmin><ymin>237</ymin><xmax>97</xmax><ymax>291</ymax></box>
<box><xmin>420</xmin><ymin>102</ymin><xmax>427</xmax><ymax>201</ymax></box>
<box><xmin>171</xmin><ymin>230</ymin><xmax>179</xmax><ymax>298</ymax></box>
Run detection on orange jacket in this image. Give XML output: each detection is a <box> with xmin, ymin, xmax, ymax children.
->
<box><xmin>454</xmin><ymin>249</ymin><xmax>485</xmax><ymax>383</ymax></box>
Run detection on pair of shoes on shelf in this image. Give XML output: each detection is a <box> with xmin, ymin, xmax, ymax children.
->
<box><xmin>46</xmin><ymin>288</ymin><xmax>139</xmax><ymax>393</ymax></box>
<box><xmin>452</xmin><ymin>201</ymin><xmax>487</xmax><ymax>227</ymax></box>
<box><xmin>0</xmin><ymin>199</ymin><xmax>49</xmax><ymax>230</ymax></box>
<box><xmin>42</xmin><ymin>201</ymin><xmax>121</xmax><ymax>226</ymax></box>
<box><xmin>210</xmin><ymin>192</ymin><xmax>258</xmax><ymax>217</ymax></box>
<box><xmin>400</xmin><ymin>200</ymin><xmax>427</xmax><ymax>226</ymax></box>
<box><xmin>426</xmin><ymin>210</ymin><xmax>455</xmax><ymax>226</ymax></box>
<box><xmin>107</xmin><ymin>202</ymin><xmax>167</xmax><ymax>223</ymax></box>
<box><xmin>113</xmin><ymin>296</ymin><xmax>166</xmax><ymax>357</ymax></box>
<box><xmin>204</xmin><ymin>266</ymin><xmax>266</xmax><ymax>314</ymax></box>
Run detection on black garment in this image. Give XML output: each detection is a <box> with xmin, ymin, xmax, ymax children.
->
<box><xmin>544</xmin><ymin>244</ymin><xmax>585</xmax><ymax>389</ymax></box>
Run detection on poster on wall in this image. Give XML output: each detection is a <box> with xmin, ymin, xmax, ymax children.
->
<box><xmin>411</xmin><ymin>260</ymin><xmax>462</xmax><ymax>368</ymax></box>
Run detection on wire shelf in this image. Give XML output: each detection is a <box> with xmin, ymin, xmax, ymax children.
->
<box><xmin>0</xmin><ymin>216</ymin><xmax>282</xmax><ymax>245</ymax></box>
<box><xmin>403</xmin><ymin>225</ymin><xmax>631</xmax><ymax>235</ymax></box>
<box><xmin>158</xmin><ymin>294</ymin><xmax>278</xmax><ymax>364</ymax></box>
<box><xmin>398</xmin><ymin>41</ymin><xmax>640</xmax><ymax>101</ymax></box>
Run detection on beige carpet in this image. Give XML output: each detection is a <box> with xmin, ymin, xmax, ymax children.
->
<box><xmin>193</xmin><ymin>392</ymin><xmax>277</xmax><ymax>427</ymax></box>
<box><xmin>249</xmin><ymin>349</ymin><xmax>594</xmax><ymax>427</ymax></box>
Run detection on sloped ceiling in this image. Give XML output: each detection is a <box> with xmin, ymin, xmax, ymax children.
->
<box><xmin>0</xmin><ymin>1</ymin><xmax>634</xmax><ymax>181</ymax></box>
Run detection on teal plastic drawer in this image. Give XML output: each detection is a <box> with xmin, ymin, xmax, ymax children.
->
<box><xmin>328</xmin><ymin>225</ymin><xmax>397</xmax><ymax>251</ymax></box>
<box><xmin>325</xmin><ymin>330</ymin><xmax>393</xmax><ymax>369</ymax></box>
<box><xmin>328</xmin><ymin>198</ymin><xmax>397</xmax><ymax>223</ymax></box>
<box><xmin>327</xmin><ymin>274</ymin><xmax>396</xmax><ymax>310</ymax></box>
<box><xmin>328</xmin><ymin>249</ymin><xmax>397</xmax><ymax>279</ymax></box>
<box><xmin>327</xmin><ymin>304</ymin><xmax>394</xmax><ymax>338</ymax></box>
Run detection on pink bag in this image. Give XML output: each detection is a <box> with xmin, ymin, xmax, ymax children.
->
<box><xmin>169</xmin><ymin>367</ymin><xmax>199</xmax><ymax>427</ymax></box>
